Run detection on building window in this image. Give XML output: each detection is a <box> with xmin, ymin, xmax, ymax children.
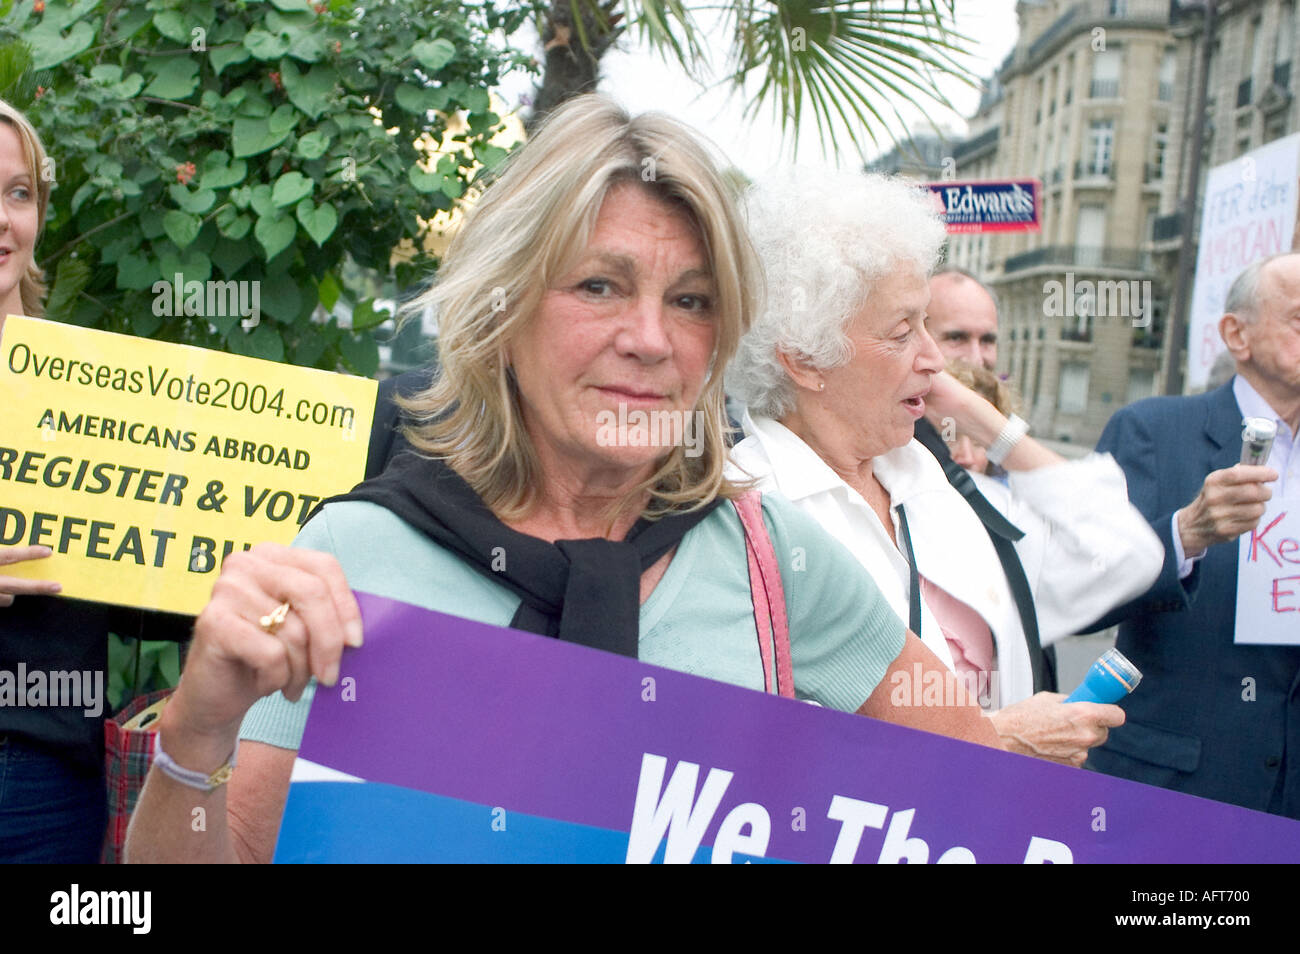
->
<box><xmin>1250</xmin><ymin>16</ymin><xmax>1267</xmax><ymax>78</ymax></box>
<box><xmin>1277</xmin><ymin>3</ymin><xmax>1294</xmax><ymax>88</ymax></box>
<box><xmin>1075</xmin><ymin>204</ymin><xmax>1108</xmax><ymax>260</ymax></box>
<box><xmin>1265</xmin><ymin>112</ymin><xmax>1287</xmax><ymax>143</ymax></box>
<box><xmin>1083</xmin><ymin>120</ymin><xmax>1115</xmax><ymax>176</ymax></box>
<box><xmin>1058</xmin><ymin>363</ymin><xmax>1090</xmax><ymax>415</ymax></box>
<box><xmin>1159</xmin><ymin>49</ymin><xmax>1176</xmax><ymax>101</ymax></box>
<box><xmin>1150</xmin><ymin>122</ymin><xmax>1168</xmax><ymax>182</ymax></box>
<box><xmin>1090</xmin><ymin>49</ymin><xmax>1121</xmax><ymax>99</ymax></box>
<box><xmin>1236</xmin><ymin>17</ymin><xmax>1264</xmax><ymax>107</ymax></box>
<box><xmin>1125</xmin><ymin>368</ymin><xmax>1155</xmax><ymax>406</ymax></box>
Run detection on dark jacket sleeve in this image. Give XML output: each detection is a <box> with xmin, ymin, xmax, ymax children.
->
<box><xmin>1079</xmin><ymin>404</ymin><xmax>1201</xmax><ymax>632</ymax></box>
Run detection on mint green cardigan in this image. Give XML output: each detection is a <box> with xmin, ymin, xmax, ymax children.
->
<box><xmin>240</xmin><ymin>494</ymin><xmax>905</xmax><ymax>750</ymax></box>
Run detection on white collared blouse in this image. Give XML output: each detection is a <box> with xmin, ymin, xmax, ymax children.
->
<box><xmin>729</xmin><ymin>413</ymin><xmax>1163</xmax><ymax>708</ymax></box>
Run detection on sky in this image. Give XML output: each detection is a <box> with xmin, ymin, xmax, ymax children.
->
<box><xmin>498</xmin><ymin>0</ymin><xmax>1020</xmax><ymax>176</ymax></box>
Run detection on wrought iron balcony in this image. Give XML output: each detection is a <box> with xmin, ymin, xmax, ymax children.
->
<box><xmin>1090</xmin><ymin>79</ymin><xmax>1120</xmax><ymax>99</ymax></box>
<box><xmin>953</xmin><ymin>126</ymin><xmax>1000</xmax><ymax>162</ymax></box>
<box><xmin>1074</xmin><ymin>158</ymin><xmax>1113</xmax><ymax>179</ymax></box>
<box><xmin>1003</xmin><ymin>245</ymin><xmax>1150</xmax><ymax>274</ymax></box>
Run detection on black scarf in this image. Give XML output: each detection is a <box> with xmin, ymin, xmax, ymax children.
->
<box><xmin>314</xmin><ymin>451</ymin><xmax>720</xmax><ymax>658</ymax></box>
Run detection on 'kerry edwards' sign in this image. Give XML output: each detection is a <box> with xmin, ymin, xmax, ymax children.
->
<box><xmin>926</xmin><ymin>179</ymin><xmax>1041</xmax><ymax>233</ymax></box>
<box><xmin>1237</xmin><ymin>501</ymin><xmax>1300</xmax><ymax>646</ymax></box>
<box><xmin>276</xmin><ymin>594</ymin><xmax>1300</xmax><ymax>863</ymax></box>
<box><xmin>0</xmin><ymin>315</ymin><xmax>376</xmax><ymax>615</ymax></box>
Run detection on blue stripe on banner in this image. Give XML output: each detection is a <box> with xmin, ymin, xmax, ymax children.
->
<box><xmin>274</xmin><ymin>781</ymin><xmax>786</xmax><ymax>863</ymax></box>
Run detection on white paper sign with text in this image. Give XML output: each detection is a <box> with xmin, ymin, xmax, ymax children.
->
<box><xmin>1236</xmin><ymin>502</ymin><xmax>1300</xmax><ymax>645</ymax></box>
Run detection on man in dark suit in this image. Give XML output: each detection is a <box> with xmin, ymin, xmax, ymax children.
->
<box><xmin>1087</xmin><ymin>252</ymin><xmax>1300</xmax><ymax>818</ymax></box>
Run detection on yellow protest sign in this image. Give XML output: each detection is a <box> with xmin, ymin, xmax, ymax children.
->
<box><xmin>0</xmin><ymin>315</ymin><xmax>377</xmax><ymax>615</ymax></box>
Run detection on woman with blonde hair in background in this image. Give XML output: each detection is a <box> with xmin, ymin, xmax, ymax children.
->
<box><xmin>0</xmin><ymin>98</ymin><xmax>197</xmax><ymax>862</ymax></box>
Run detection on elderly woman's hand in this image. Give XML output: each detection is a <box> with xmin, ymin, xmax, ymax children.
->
<box><xmin>989</xmin><ymin>691</ymin><xmax>1126</xmax><ymax>766</ymax></box>
<box><xmin>162</xmin><ymin>543</ymin><xmax>363</xmax><ymax>747</ymax></box>
<box><xmin>0</xmin><ymin>545</ymin><xmax>62</xmax><ymax>607</ymax></box>
<box><xmin>924</xmin><ymin>369</ymin><xmax>1064</xmax><ymax>472</ymax></box>
<box><xmin>923</xmin><ymin>370</ymin><xmax>1004</xmax><ymax>447</ymax></box>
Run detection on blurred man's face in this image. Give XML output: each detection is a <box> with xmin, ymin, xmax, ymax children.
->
<box><xmin>926</xmin><ymin>273</ymin><xmax>999</xmax><ymax>372</ymax></box>
<box><xmin>1236</xmin><ymin>254</ymin><xmax>1300</xmax><ymax>403</ymax></box>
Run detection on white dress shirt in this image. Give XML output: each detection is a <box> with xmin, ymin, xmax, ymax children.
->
<box><xmin>729</xmin><ymin>413</ymin><xmax>1164</xmax><ymax>708</ymax></box>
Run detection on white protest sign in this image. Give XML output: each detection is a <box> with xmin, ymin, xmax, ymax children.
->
<box><xmin>1187</xmin><ymin>133</ymin><xmax>1300</xmax><ymax>392</ymax></box>
<box><xmin>1236</xmin><ymin>499</ymin><xmax>1300</xmax><ymax>645</ymax></box>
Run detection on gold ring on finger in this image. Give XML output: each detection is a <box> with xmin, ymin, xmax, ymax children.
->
<box><xmin>259</xmin><ymin>600</ymin><xmax>292</xmax><ymax>635</ymax></box>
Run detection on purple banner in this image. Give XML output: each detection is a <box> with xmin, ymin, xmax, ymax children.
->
<box><xmin>277</xmin><ymin>592</ymin><xmax>1300</xmax><ymax>863</ymax></box>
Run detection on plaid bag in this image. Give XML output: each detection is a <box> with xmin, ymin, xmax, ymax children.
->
<box><xmin>100</xmin><ymin>688</ymin><xmax>172</xmax><ymax>864</ymax></box>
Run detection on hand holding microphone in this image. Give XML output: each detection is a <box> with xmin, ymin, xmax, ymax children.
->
<box><xmin>1065</xmin><ymin>647</ymin><xmax>1142</xmax><ymax>705</ymax></box>
<box><xmin>1176</xmin><ymin>418</ymin><xmax>1280</xmax><ymax>558</ymax></box>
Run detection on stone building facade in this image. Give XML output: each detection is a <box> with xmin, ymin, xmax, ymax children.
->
<box><xmin>1149</xmin><ymin>0</ymin><xmax>1299</xmax><ymax>390</ymax></box>
<box><xmin>948</xmin><ymin>0</ymin><xmax>1177</xmax><ymax>445</ymax></box>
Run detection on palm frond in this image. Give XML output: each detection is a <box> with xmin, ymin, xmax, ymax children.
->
<box><xmin>684</xmin><ymin>0</ymin><xmax>978</xmax><ymax>160</ymax></box>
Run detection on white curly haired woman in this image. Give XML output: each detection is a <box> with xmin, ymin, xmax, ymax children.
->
<box><xmin>728</xmin><ymin>170</ymin><xmax>1164</xmax><ymax>766</ymax></box>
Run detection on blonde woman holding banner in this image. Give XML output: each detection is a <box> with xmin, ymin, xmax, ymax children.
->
<box><xmin>127</xmin><ymin>96</ymin><xmax>1002</xmax><ymax>864</ymax></box>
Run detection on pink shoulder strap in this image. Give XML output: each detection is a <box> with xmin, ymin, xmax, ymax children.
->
<box><xmin>731</xmin><ymin>490</ymin><xmax>794</xmax><ymax>698</ymax></box>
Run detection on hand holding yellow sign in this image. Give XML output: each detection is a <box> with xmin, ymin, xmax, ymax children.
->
<box><xmin>0</xmin><ymin>316</ymin><xmax>377</xmax><ymax>614</ymax></box>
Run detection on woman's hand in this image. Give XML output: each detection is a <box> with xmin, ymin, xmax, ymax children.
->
<box><xmin>0</xmin><ymin>545</ymin><xmax>61</xmax><ymax>607</ymax></box>
<box><xmin>989</xmin><ymin>691</ymin><xmax>1126</xmax><ymax>766</ymax></box>
<box><xmin>129</xmin><ymin>542</ymin><xmax>360</xmax><ymax>866</ymax></box>
<box><xmin>161</xmin><ymin>542</ymin><xmax>363</xmax><ymax>758</ymax></box>
<box><xmin>923</xmin><ymin>370</ymin><xmax>1063</xmax><ymax>472</ymax></box>
<box><xmin>923</xmin><ymin>370</ymin><xmax>1003</xmax><ymax>447</ymax></box>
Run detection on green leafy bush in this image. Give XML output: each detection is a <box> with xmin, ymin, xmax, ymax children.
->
<box><xmin>1</xmin><ymin>0</ymin><xmax>527</xmax><ymax>374</ymax></box>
